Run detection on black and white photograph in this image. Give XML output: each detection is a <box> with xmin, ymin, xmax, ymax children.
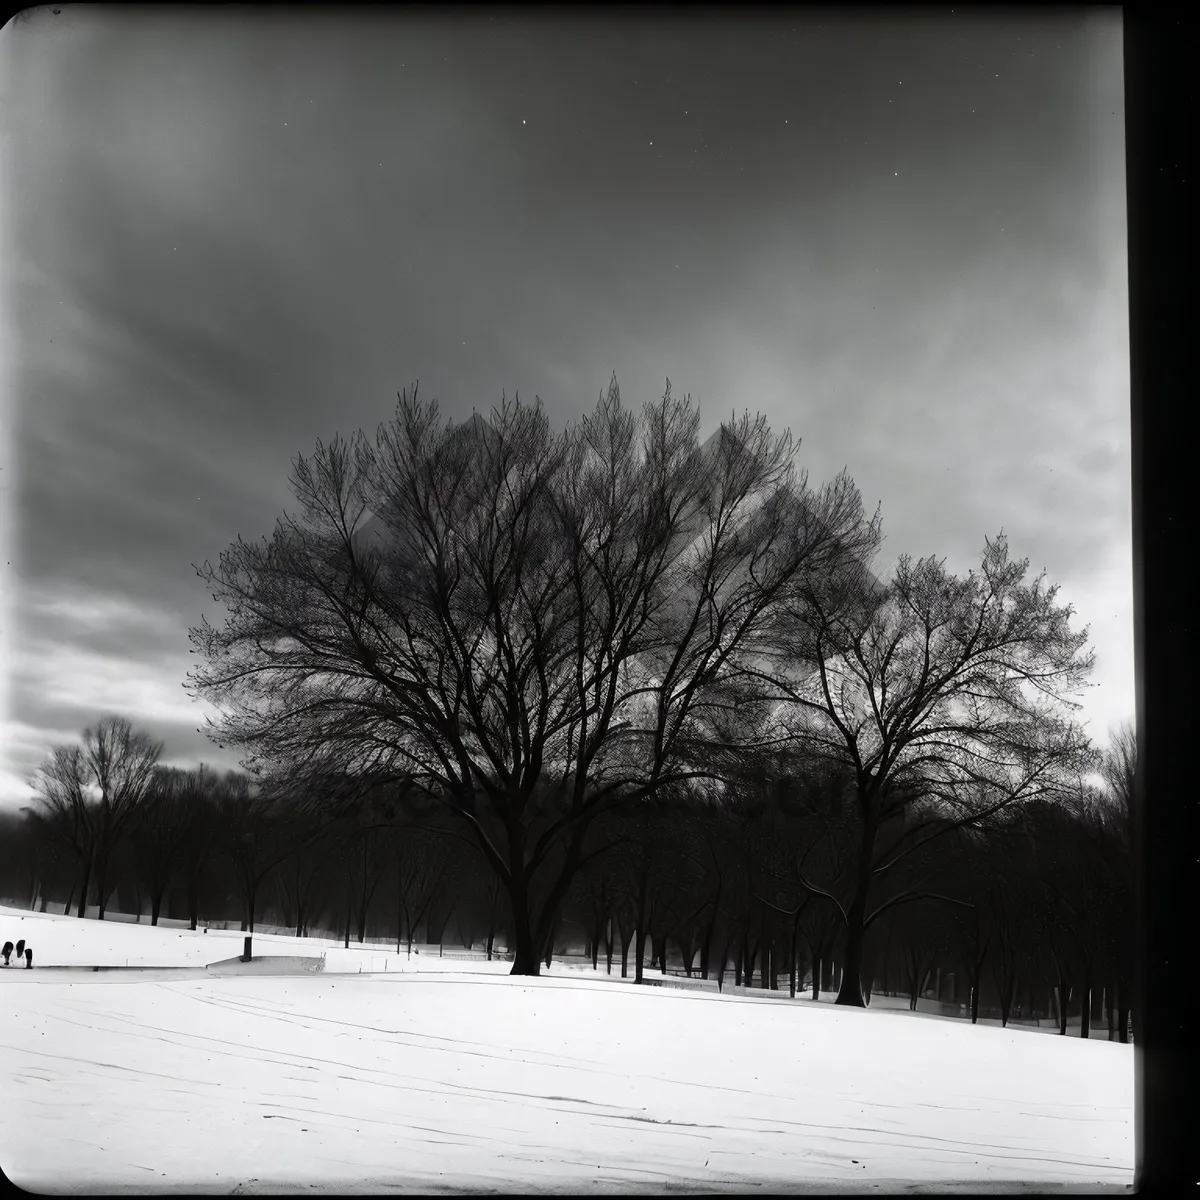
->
<box><xmin>0</xmin><ymin>5</ymin><xmax>1134</xmax><ymax>1193</ymax></box>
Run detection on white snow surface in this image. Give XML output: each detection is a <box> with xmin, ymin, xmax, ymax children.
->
<box><xmin>1</xmin><ymin>905</ymin><xmax>1134</xmax><ymax>1194</ymax></box>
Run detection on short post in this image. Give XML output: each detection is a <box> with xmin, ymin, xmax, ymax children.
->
<box><xmin>242</xmin><ymin>935</ymin><xmax>252</xmax><ymax>962</ymax></box>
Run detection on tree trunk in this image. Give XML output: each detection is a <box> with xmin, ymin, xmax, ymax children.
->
<box><xmin>76</xmin><ymin>857</ymin><xmax>91</xmax><ymax>918</ymax></box>
<box><xmin>95</xmin><ymin>854</ymin><xmax>109</xmax><ymax>920</ymax></box>
<box><xmin>63</xmin><ymin>877</ymin><xmax>77</xmax><ymax>919</ymax></box>
<box><xmin>742</xmin><ymin>935</ymin><xmax>757</xmax><ymax>988</ymax></box>
<box><xmin>1106</xmin><ymin>981</ymin><xmax>1116</xmax><ymax>1040</ymax></box>
<box><xmin>999</xmin><ymin>969</ymin><xmax>1015</xmax><ymax>1027</ymax></box>
<box><xmin>1080</xmin><ymin>969</ymin><xmax>1091</xmax><ymax>1039</ymax></box>
<box><xmin>1117</xmin><ymin>975</ymin><xmax>1130</xmax><ymax>1044</ymax></box>
<box><xmin>789</xmin><ymin>917</ymin><xmax>799</xmax><ymax>1000</ymax></box>
<box><xmin>908</xmin><ymin>949</ymin><xmax>921</xmax><ymax>1011</ymax></box>
<box><xmin>151</xmin><ymin>886</ymin><xmax>165</xmax><ymax>927</ymax></box>
<box><xmin>541</xmin><ymin>906</ymin><xmax>561</xmax><ymax>969</ymax></box>
<box><xmin>497</xmin><ymin>849</ymin><xmax>541</xmax><ymax>975</ymax></box>
<box><xmin>700</xmin><ymin>918</ymin><xmax>713</xmax><ymax>980</ymax></box>
<box><xmin>834</xmin><ymin>822</ymin><xmax>875</xmax><ymax>1007</ymax></box>
<box><xmin>508</xmin><ymin>897</ymin><xmax>541</xmax><ymax>976</ymax></box>
<box><xmin>821</xmin><ymin>950</ymin><xmax>836</xmax><ymax>993</ymax></box>
<box><xmin>604</xmin><ymin>916</ymin><xmax>614</xmax><ymax>975</ymax></box>
<box><xmin>187</xmin><ymin>870</ymin><xmax>200</xmax><ymax>931</ymax></box>
<box><xmin>811</xmin><ymin>951</ymin><xmax>822</xmax><ymax>1001</ymax></box>
<box><xmin>678</xmin><ymin>927</ymin><xmax>695</xmax><ymax>977</ymax></box>
<box><xmin>650</xmin><ymin>930</ymin><xmax>665</xmax><ymax>975</ymax></box>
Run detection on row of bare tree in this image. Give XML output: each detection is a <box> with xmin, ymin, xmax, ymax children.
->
<box><xmin>7</xmin><ymin>731</ymin><xmax>467</xmax><ymax>952</ymax></box>
<box><xmin>3</xmin><ymin>716</ymin><xmax>1132</xmax><ymax>1040</ymax></box>
<box><xmin>555</xmin><ymin>725</ymin><xmax>1134</xmax><ymax>1040</ymax></box>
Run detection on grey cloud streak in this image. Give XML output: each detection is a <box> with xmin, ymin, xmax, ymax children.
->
<box><xmin>0</xmin><ymin>7</ymin><xmax>1130</xmax><ymax>805</ymax></box>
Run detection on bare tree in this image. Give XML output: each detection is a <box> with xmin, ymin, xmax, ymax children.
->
<box><xmin>274</xmin><ymin>806</ymin><xmax>336</xmax><ymax>937</ymax></box>
<box><xmin>946</xmin><ymin>842</ymin><xmax>994</xmax><ymax>1024</ymax></box>
<box><xmin>129</xmin><ymin>767</ymin><xmax>198</xmax><ymax>925</ymax></box>
<box><xmin>27</xmin><ymin>745</ymin><xmax>95</xmax><ymax>917</ymax></box>
<box><xmin>990</xmin><ymin>879</ymin><xmax>1031</xmax><ymax>1027</ymax></box>
<box><xmin>27</xmin><ymin>717</ymin><xmax>162</xmax><ymax>920</ymax></box>
<box><xmin>179</xmin><ymin>766</ymin><xmax>221</xmax><ymax>930</ymax></box>
<box><xmin>336</xmin><ymin>813</ymin><xmax>390</xmax><ymax>945</ymax></box>
<box><xmin>189</xmin><ymin>378</ymin><xmax>878</xmax><ymax>974</ymax></box>
<box><xmin>766</xmin><ymin>535</ymin><xmax>1095</xmax><ymax>1004</ymax></box>
<box><xmin>214</xmin><ymin>771</ymin><xmax>290</xmax><ymax>933</ymax></box>
<box><xmin>893</xmin><ymin>899</ymin><xmax>948</xmax><ymax>1011</ymax></box>
<box><xmin>79</xmin><ymin>716</ymin><xmax>163</xmax><ymax>919</ymax></box>
<box><xmin>1</xmin><ymin>807</ymin><xmax>63</xmax><ymax>912</ymax></box>
<box><xmin>1100</xmin><ymin>722</ymin><xmax>1135</xmax><ymax>811</ymax></box>
<box><xmin>390</xmin><ymin>823</ymin><xmax>450</xmax><ymax>954</ymax></box>
<box><xmin>1098</xmin><ymin>720</ymin><xmax>1135</xmax><ymax>1041</ymax></box>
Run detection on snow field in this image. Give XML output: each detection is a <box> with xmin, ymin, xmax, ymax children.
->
<box><xmin>0</xmin><ymin>905</ymin><xmax>1134</xmax><ymax>1194</ymax></box>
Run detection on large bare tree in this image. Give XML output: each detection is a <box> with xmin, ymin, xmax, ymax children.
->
<box><xmin>765</xmin><ymin>535</ymin><xmax>1095</xmax><ymax>1004</ymax></box>
<box><xmin>189</xmin><ymin>377</ymin><xmax>879</xmax><ymax>973</ymax></box>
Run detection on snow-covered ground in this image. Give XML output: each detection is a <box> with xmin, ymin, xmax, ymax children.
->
<box><xmin>0</xmin><ymin>905</ymin><xmax>1134</xmax><ymax>1194</ymax></box>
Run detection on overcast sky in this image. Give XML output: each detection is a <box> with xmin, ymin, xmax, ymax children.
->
<box><xmin>0</xmin><ymin>6</ymin><xmax>1129</xmax><ymax>808</ymax></box>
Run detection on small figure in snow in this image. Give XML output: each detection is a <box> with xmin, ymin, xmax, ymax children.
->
<box><xmin>15</xmin><ymin>939</ymin><xmax>25</xmax><ymax>959</ymax></box>
<box><xmin>1</xmin><ymin>941</ymin><xmax>12</xmax><ymax>966</ymax></box>
<box><xmin>25</xmin><ymin>948</ymin><xmax>33</xmax><ymax>968</ymax></box>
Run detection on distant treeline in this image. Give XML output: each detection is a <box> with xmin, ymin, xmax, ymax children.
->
<box><xmin>2</xmin><ymin>716</ymin><xmax>1133</xmax><ymax>1039</ymax></box>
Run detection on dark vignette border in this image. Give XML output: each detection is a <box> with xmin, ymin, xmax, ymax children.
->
<box><xmin>1125</xmin><ymin>5</ymin><xmax>1195</xmax><ymax>1196</ymax></box>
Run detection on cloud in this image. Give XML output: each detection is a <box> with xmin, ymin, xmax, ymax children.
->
<box><xmin>1</xmin><ymin>586</ymin><xmax>240</xmax><ymax>804</ymax></box>
<box><xmin>1</xmin><ymin>8</ymin><xmax>1132</xmax><ymax>804</ymax></box>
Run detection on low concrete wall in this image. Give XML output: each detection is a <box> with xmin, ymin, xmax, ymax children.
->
<box><xmin>205</xmin><ymin>955</ymin><xmax>326</xmax><ymax>975</ymax></box>
<box><xmin>642</xmin><ymin>974</ymin><xmax>721</xmax><ymax>993</ymax></box>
